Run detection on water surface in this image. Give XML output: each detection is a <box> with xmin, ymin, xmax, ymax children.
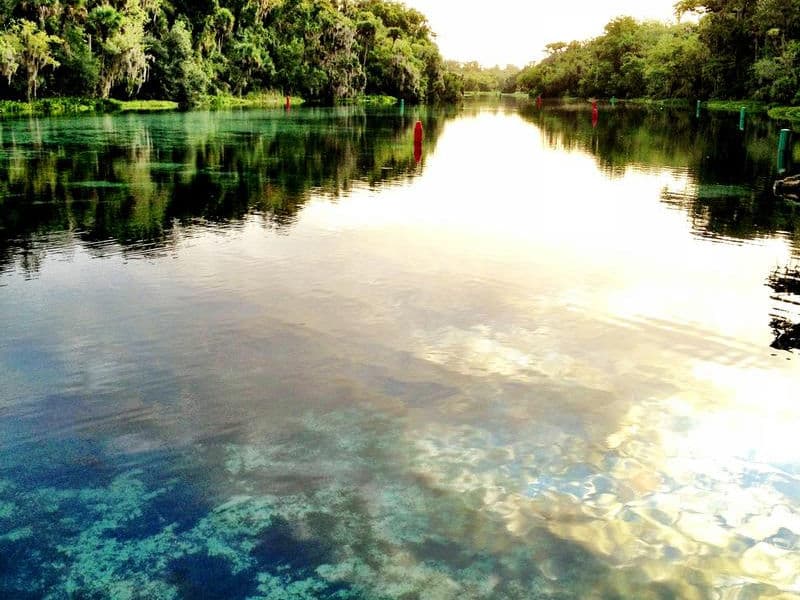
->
<box><xmin>1</xmin><ymin>101</ymin><xmax>799</xmax><ymax>599</ymax></box>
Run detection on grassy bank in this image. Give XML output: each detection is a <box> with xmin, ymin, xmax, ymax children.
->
<box><xmin>544</xmin><ymin>97</ymin><xmax>791</xmax><ymax>119</ymax></box>
<box><xmin>704</xmin><ymin>100</ymin><xmax>768</xmax><ymax>113</ymax></box>
<box><xmin>108</xmin><ymin>99</ymin><xmax>179</xmax><ymax>112</ymax></box>
<box><xmin>199</xmin><ymin>92</ymin><xmax>303</xmax><ymax>109</ymax></box>
<box><xmin>624</xmin><ymin>98</ymin><xmax>691</xmax><ymax>108</ymax></box>
<box><xmin>0</xmin><ymin>98</ymin><xmax>179</xmax><ymax>117</ymax></box>
<box><xmin>625</xmin><ymin>99</ymin><xmax>767</xmax><ymax>112</ymax></box>
<box><xmin>355</xmin><ymin>95</ymin><xmax>397</xmax><ymax>107</ymax></box>
<box><xmin>463</xmin><ymin>91</ymin><xmax>505</xmax><ymax>99</ymax></box>
<box><xmin>0</xmin><ymin>92</ymin><xmax>303</xmax><ymax>118</ymax></box>
<box><xmin>768</xmin><ymin>106</ymin><xmax>800</xmax><ymax>122</ymax></box>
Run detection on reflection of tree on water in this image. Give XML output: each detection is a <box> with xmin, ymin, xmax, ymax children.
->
<box><xmin>0</xmin><ymin>108</ymin><xmax>446</xmax><ymax>275</ymax></box>
<box><xmin>523</xmin><ymin>103</ymin><xmax>800</xmax><ymax>249</ymax></box>
<box><xmin>527</xmin><ymin>102</ymin><xmax>800</xmax><ymax>352</ymax></box>
<box><xmin>768</xmin><ymin>263</ymin><xmax>800</xmax><ymax>352</ymax></box>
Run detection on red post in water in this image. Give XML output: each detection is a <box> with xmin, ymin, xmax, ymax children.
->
<box><xmin>536</xmin><ymin>95</ymin><xmax>543</xmax><ymax>109</ymax></box>
<box><xmin>413</xmin><ymin>120</ymin><xmax>424</xmax><ymax>163</ymax></box>
<box><xmin>414</xmin><ymin>139</ymin><xmax>423</xmax><ymax>164</ymax></box>
<box><xmin>591</xmin><ymin>100</ymin><xmax>599</xmax><ymax>128</ymax></box>
<box><xmin>285</xmin><ymin>95</ymin><xmax>291</xmax><ymax>110</ymax></box>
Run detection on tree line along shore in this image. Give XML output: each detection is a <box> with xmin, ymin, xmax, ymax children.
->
<box><xmin>0</xmin><ymin>0</ymin><xmax>461</xmax><ymax>110</ymax></box>
<box><xmin>1</xmin><ymin>0</ymin><xmax>800</xmax><ymax>120</ymax></box>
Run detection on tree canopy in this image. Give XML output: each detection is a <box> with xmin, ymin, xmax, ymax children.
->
<box><xmin>516</xmin><ymin>1</ymin><xmax>800</xmax><ymax>103</ymax></box>
<box><xmin>0</xmin><ymin>0</ymin><xmax>461</xmax><ymax>104</ymax></box>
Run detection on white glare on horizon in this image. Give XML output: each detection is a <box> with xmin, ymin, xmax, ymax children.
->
<box><xmin>402</xmin><ymin>0</ymin><xmax>686</xmax><ymax>67</ymax></box>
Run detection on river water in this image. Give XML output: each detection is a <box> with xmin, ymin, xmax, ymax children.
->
<box><xmin>1</xmin><ymin>100</ymin><xmax>799</xmax><ymax>599</ymax></box>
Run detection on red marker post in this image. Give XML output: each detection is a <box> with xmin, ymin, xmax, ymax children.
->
<box><xmin>536</xmin><ymin>95</ymin><xmax>543</xmax><ymax>109</ymax></box>
<box><xmin>414</xmin><ymin>140</ymin><xmax>423</xmax><ymax>164</ymax></box>
<box><xmin>591</xmin><ymin>100</ymin><xmax>599</xmax><ymax>128</ymax></box>
<box><xmin>285</xmin><ymin>95</ymin><xmax>291</xmax><ymax>111</ymax></box>
<box><xmin>413</xmin><ymin>120</ymin><xmax>424</xmax><ymax>164</ymax></box>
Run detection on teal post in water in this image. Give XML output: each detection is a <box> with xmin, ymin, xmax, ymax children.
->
<box><xmin>739</xmin><ymin>106</ymin><xmax>746</xmax><ymax>131</ymax></box>
<box><xmin>778</xmin><ymin>128</ymin><xmax>791</xmax><ymax>174</ymax></box>
<box><xmin>610</xmin><ymin>96</ymin><xmax>616</xmax><ymax>107</ymax></box>
<box><xmin>696</xmin><ymin>100</ymin><xmax>701</xmax><ymax>119</ymax></box>
<box><xmin>400</xmin><ymin>98</ymin><xmax>405</xmax><ymax>115</ymax></box>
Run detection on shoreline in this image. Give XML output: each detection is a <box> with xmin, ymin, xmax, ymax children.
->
<box><xmin>0</xmin><ymin>94</ymin><xmax>305</xmax><ymax>119</ymax></box>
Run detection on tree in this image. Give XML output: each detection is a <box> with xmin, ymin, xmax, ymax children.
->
<box><xmin>143</xmin><ymin>19</ymin><xmax>208</xmax><ymax>106</ymax></box>
<box><xmin>87</xmin><ymin>0</ymin><xmax>156</xmax><ymax>98</ymax></box>
<box><xmin>15</xmin><ymin>19</ymin><xmax>60</xmax><ymax>99</ymax></box>
<box><xmin>644</xmin><ymin>23</ymin><xmax>708</xmax><ymax>98</ymax></box>
<box><xmin>0</xmin><ymin>29</ymin><xmax>20</xmax><ymax>85</ymax></box>
<box><xmin>0</xmin><ymin>0</ymin><xmax>457</xmax><ymax>103</ymax></box>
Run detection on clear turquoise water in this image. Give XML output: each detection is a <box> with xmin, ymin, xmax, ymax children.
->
<box><xmin>1</xmin><ymin>101</ymin><xmax>799</xmax><ymax>599</ymax></box>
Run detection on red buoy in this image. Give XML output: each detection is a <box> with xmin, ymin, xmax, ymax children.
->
<box><xmin>536</xmin><ymin>95</ymin><xmax>543</xmax><ymax>109</ymax></box>
<box><xmin>591</xmin><ymin>100</ymin><xmax>599</xmax><ymax>128</ymax></box>
<box><xmin>285</xmin><ymin>95</ymin><xmax>291</xmax><ymax>110</ymax></box>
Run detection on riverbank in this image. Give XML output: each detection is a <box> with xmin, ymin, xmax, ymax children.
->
<box><xmin>0</xmin><ymin>98</ymin><xmax>179</xmax><ymax>117</ymax></box>
<box><xmin>569</xmin><ymin>97</ymin><xmax>800</xmax><ymax>123</ymax></box>
<box><xmin>0</xmin><ymin>93</ymin><xmax>412</xmax><ymax>118</ymax></box>
<box><xmin>0</xmin><ymin>93</ymin><xmax>304</xmax><ymax>118</ymax></box>
<box><xmin>199</xmin><ymin>92</ymin><xmax>303</xmax><ymax>110</ymax></box>
<box><xmin>621</xmin><ymin>99</ymin><xmax>769</xmax><ymax>113</ymax></box>
<box><xmin>768</xmin><ymin>107</ymin><xmax>800</xmax><ymax>122</ymax></box>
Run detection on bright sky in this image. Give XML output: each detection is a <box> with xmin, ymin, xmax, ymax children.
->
<box><xmin>402</xmin><ymin>0</ymin><xmax>685</xmax><ymax>67</ymax></box>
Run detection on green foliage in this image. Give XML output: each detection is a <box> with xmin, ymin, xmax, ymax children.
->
<box><xmin>200</xmin><ymin>92</ymin><xmax>300</xmax><ymax>108</ymax></box>
<box><xmin>144</xmin><ymin>19</ymin><xmax>208</xmax><ymax>107</ymax></box>
<box><xmin>444</xmin><ymin>61</ymin><xmax>519</xmax><ymax>93</ymax></box>
<box><xmin>705</xmin><ymin>99</ymin><xmax>767</xmax><ymax>112</ymax></box>
<box><xmin>0</xmin><ymin>29</ymin><xmax>20</xmax><ymax>86</ymax></box>
<box><xmin>516</xmin><ymin>2</ymin><xmax>800</xmax><ymax>106</ymax></box>
<box><xmin>15</xmin><ymin>19</ymin><xmax>60</xmax><ymax>100</ymax></box>
<box><xmin>0</xmin><ymin>96</ymin><xmax>176</xmax><ymax>117</ymax></box>
<box><xmin>56</xmin><ymin>25</ymin><xmax>101</xmax><ymax>97</ymax></box>
<box><xmin>355</xmin><ymin>94</ymin><xmax>397</xmax><ymax>106</ymax></box>
<box><xmin>0</xmin><ymin>0</ymin><xmax>454</xmax><ymax>105</ymax></box>
<box><xmin>767</xmin><ymin>106</ymin><xmax>800</xmax><ymax>121</ymax></box>
<box><xmin>106</xmin><ymin>99</ymin><xmax>180</xmax><ymax>111</ymax></box>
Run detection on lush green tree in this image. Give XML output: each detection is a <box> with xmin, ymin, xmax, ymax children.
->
<box><xmin>86</xmin><ymin>1</ymin><xmax>155</xmax><ymax>98</ymax></box>
<box><xmin>515</xmin><ymin>5</ymin><xmax>800</xmax><ymax>103</ymax></box>
<box><xmin>444</xmin><ymin>61</ymin><xmax>520</xmax><ymax>93</ymax></box>
<box><xmin>143</xmin><ymin>19</ymin><xmax>208</xmax><ymax>105</ymax></box>
<box><xmin>0</xmin><ymin>29</ymin><xmax>20</xmax><ymax>85</ymax></box>
<box><xmin>15</xmin><ymin>19</ymin><xmax>60</xmax><ymax>99</ymax></box>
<box><xmin>643</xmin><ymin>23</ymin><xmax>708</xmax><ymax>98</ymax></box>
<box><xmin>0</xmin><ymin>0</ymin><xmax>456</xmax><ymax>103</ymax></box>
<box><xmin>54</xmin><ymin>25</ymin><xmax>102</xmax><ymax>96</ymax></box>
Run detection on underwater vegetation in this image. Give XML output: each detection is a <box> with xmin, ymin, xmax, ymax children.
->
<box><xmin>1</xmin><ymin>405</ymin><xmax>798</xmax><ymax>599</ymax></box>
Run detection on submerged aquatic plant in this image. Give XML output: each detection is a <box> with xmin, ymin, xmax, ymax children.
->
<box><xmin>2</xmin><ymin>404</ymin><xmax>795</xmax><ymax>598</ymax></box>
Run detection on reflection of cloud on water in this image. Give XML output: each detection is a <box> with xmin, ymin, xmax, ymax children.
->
<box><xmin>3</xmin><ymin>380</ymin><xmax>798</xmax><ymax>598</ymax></box>
<box><xmin>1</xmin><ymin>403</ymin><xmax>715</xmax><ymax>598</ymax></box>
<box><xmin>410</xmin><ymin>324</ymin><xmax>618</xmax><ymax>394</ymax></box>
<box><xmin>414</xmin><ymin>324</ymin><xmax>571</xmax><ymax>381</ymax></box>
<box><xmin>402</xmin><ymin>360</ymin><xmax>800</xmax><ymax>597</ymax></box>
<box><xmin>213</xmin><ymin>410</ymin><xmax>710</xmax><ymax>599</ymax></box>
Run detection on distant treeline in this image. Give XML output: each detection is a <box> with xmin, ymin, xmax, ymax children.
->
<box><xmin>516</xmin><ymin>1</ymin><xmax>800</xmax><ymax>103</ymax></box>
<box><xmin>0</xmin><ymin>0</ymin><xmax>462</xmax><ymax>105</ymax></box>
<box><xmin>444</xmin><ymin>61</ymin><xmax>519</xmax><ymax>94</ymax></box>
